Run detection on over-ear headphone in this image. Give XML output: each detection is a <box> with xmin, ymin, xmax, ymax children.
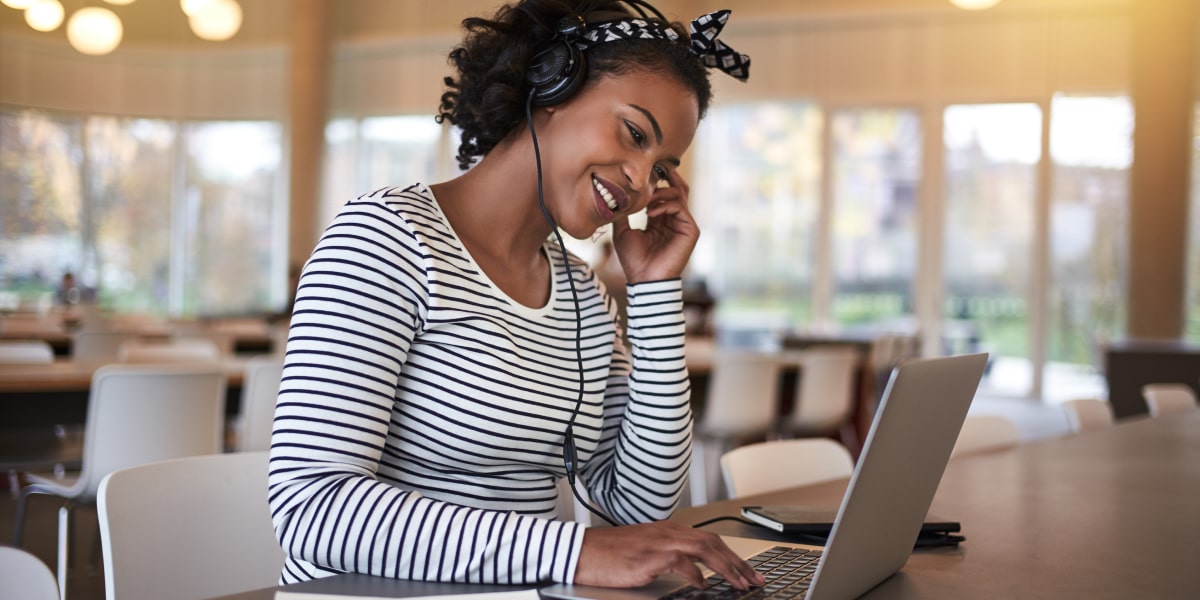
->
<box><xmin>525</xmin><ymin>0</ymin><xmax>668</xmax><ymax>107</ymax></box>
<box><xmin>526</xmin><ymin>14</ymin><xmax>588</xmax><ymax>107</ymax></box>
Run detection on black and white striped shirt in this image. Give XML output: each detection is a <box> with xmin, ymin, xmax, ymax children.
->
<box><xmin>268</xmin><ymin>184</ymin><xmax>693</xmax><ymax>585</ymax></box>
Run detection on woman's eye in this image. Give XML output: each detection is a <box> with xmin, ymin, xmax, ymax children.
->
<box><xmin>625</xmin><ymin>121</ymin><xmax>645</xmax><ymax>145</ymax></box>
<box><xmin>653</xmin><ymin>165</ymin><xmax>669</xmax><ymax>182</ymax></box>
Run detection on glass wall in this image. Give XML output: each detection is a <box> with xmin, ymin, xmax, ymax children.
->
<box><xmin>942</xmin><ymin>103</ymin><xmax>1042</xmax><ymax>394</ymax></box>
<box><xmin>691</xmin><ymin>102</ymin><xmax>824</xmax><ymax>330</ymax></box>
<box><xmin>1046</xmin><ymin>95</ymin><xmax>1132</xmax><ymax>395</ymax></box>
<box><xmin>830</xmin><ymin>108</ymin><xmax>921</xmax><ymax>329</ymax></box>
<box><xmin>320</xmin><ymin>115</ymin><xmax>442</xmax><ymax>231</ymax></box>
<box><xmin>0</xmin><ymin>107</ymin><xmax>285</xmax><ymax>317</ymax></box>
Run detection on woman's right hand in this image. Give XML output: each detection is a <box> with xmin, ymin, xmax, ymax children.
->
<box><xmin>573</xmin><ymin>521</ymin><xmax>765</xmax><ymax>590</ymax></box>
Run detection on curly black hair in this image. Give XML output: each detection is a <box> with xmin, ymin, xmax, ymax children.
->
<box><xmin>436</xmin><ymin>0</ymin><xmax>713</xmax><ymax>170</ymax></box>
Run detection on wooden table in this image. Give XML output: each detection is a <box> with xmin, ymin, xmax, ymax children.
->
<box><xmin>0</xmin><ymin>358</ymin><xmax>251</xmax><ymax>428</ymax></box>
<box><xmin>215</xmin><ymin>412</ymin><xmax>1200</xmax><ymax>599</ymax></box>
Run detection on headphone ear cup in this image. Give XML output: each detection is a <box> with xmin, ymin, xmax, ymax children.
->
<box><xmin>527</xmin><ymin>40</ymin><xmax>587</xmax><ymax>107</ymax></box>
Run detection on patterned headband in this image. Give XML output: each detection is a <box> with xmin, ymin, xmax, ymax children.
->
<box><xmin>574</xmin><ymin>9</ymin><xmax>751</xmax><ymax>82</ymax></box>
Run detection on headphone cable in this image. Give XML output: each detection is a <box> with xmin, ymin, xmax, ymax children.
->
<box><xmin>526</xmin><ymin>90</ymin><xmax>619</xmax><ymax>528</ymax></box>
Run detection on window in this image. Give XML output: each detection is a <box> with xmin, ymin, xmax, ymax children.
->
<box><xmin>86</xmin><ymin>116</ymin><xmax>176</xmax><ymax>313</ymax></box>
<box><xmin>1046</xmin><ymin>95</ymin><xmax>1131</xmax><ymax>395</ymax></box>
<box><xmin>320</xmin><ymin>115</ymin><xmax>442</xmax><ymax>231</ymax></box>
<box><xmin>0</xmin><ymin>107</ymin><xmax>286</xmax><ymax>317</ymax></box>
<box><xmin>692</xmin><ymin>102</ymin><xmax>823</xmax><ymax>330</ymax></box>
<box><xmin>0</xmin><ymin>109</ymin><xmax>84</xmax><ymax>311</ymax></box>
<box><xmin>942</xmin><ymin>103</ymin><xmax>1042</xmax><ymax>395</ymax></box>
<box><xmin>830</xmin><ymin>108</ymin><xmax>921</xmax><ymax>329</ymax></box>
<box><xmin>181</xmin><ymin>121</ymin><xmax>284</xmax><ymax>316</ymax></box>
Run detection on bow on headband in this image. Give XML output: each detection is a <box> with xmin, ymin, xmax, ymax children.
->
<box><xmin>575</xmin><ymin>9</ymin><xmax>751</xmax><ymax>82</ymax></box>
<box><xmin>688</xmin><ymin>10</ymin><xmax>750</xmax><ymax>82</ymax></box>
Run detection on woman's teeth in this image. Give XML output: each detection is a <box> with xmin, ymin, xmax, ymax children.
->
<box><xmin>593</xmin><ymin>177</ymin><xmax>618</xmax><ymax>212</ymax></box>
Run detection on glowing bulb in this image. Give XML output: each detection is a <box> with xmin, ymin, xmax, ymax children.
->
<box><xmin>949</xmin><ymin>0</ymin><xmax>1002</xmax><ymax>9</ymax></box>
<box><xmin>188</xmin><ymin>0</ymin><xmax>241</xmax><ymax>41</ymax></box>
<box><xmin>1</xmin><ymin>0</ymin><xmax>37</xmax><ymax>9</ymax></box>
<box><xmin>66</xmin><ymin>7</ymin><xmax>123</xmax><ymax>56</ymax></box>
<box><xmin>180</xmin><ymin>0</ymin><xmax>214</xmax><ymax>17</ymax></box>
<box><xmin>103</xmin><ymin>0</ymin><xmax>136</xmax><ymax>5</ymax></box>
<box><xmin>24</xmin><ymin>0</ymin><xmax>63</xmax><ymax>31</ymax></box>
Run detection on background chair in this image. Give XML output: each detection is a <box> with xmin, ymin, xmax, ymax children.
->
<box><xmin>720</xmin><ymin>438</ymin><xmax>855</xmax><ymax>499</ymax></box>
<box><xmin>97</xmin><ymin>451</ymin><xmax>284</xmax><ymax>600</ymax></box>
<box><xmin>690</xmin><ymin>349</ymin><xmax>784</xmax><ymax>505</ymax></box>
<box><xmin>71</xmin><ymin>330</ymin><xmax>141</xmax><ymax>363</ymax></box>
<box><xmin>779</xmin><ymin>346</ymin><xmax>862</xmax><ymax>442</ymax></box>
<box><xmin>950</xmin><ymin>414</ymin><xmax>1021</xmax><ymax>459</ymax></box>
<box><xmin>0</xmin><ymin>340</ymin><xmax>55</xmax><ymax>364</ymax></box>
<box><xmin>118</xmin><ymin>338</ymin><xmax>221</xmax><ymax>363</ymax></box>
<box><xmin>0</xmin><ymin>546</ymin><xmax>60</xmax><ymax>600</ymax></box>
<box><xmin>1140</xmin><ymin>383</ymin><xmax>1199</xmax><ymax>418</ymax></box>
<box><xmin>13</xmin><ymin>363</ymin><xmax>226</xmax><ymax>597</ymax></box>
<box><xmin>235</xmin><ymin>356</ymin><xmax>284</xmax><ymax>452</ymax></box>
<box><xmin>1061</xmin><ymin>397</ymin><xmax>1115</xmax><ymax>434</ymax></box>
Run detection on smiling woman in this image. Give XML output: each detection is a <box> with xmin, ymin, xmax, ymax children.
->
<box><xmin>266</xmin><ymin>0</ymin><xmax>763</xmax><ymax>592</ymax></box>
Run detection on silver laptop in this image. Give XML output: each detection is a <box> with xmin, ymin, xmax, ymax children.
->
<box><xmin>541</xmin><ymin>352</ymin><xmax>988</xmax><ymax>600</ymax></box>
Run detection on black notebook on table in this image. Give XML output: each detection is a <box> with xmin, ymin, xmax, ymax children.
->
<box><xmin>741</xmin><ymin>505</ymin><xmax>963</xmax><ymax>547</ymax></box>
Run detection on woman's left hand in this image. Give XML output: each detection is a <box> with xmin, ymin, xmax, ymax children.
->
<box><xmin>611</xmin><ymin>170</ymin><xmax>699</xmax><ymax>284</ymax></box>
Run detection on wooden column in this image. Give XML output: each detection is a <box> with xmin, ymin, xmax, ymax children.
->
<box><xmin>1127</xmin><ymin>0</ymin><xmax>1197</xmax><ymax>339</ymax></box>
<box><xmin>287</xmin><ymin>0</ymin><xmax>333</xmax><ymax>268</ymax></box>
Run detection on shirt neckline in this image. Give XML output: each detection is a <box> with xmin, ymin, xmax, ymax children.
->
<box><xmin>420</xmin><ymin>183</ymin><xmax>559</xmax><ymax>318</ymax></box>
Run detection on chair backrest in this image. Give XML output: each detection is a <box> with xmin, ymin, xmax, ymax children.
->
<box><xmin>695</xmin><ymin>349</ymin><xmax>783</xmax><ymax>439</ymax></box>
<box><xmin>71</xmin><ymin>363</ymin><xmax>226</xmax><ymax>502</ymax></box>
<box><xmin>950</xmin><ymin>414</ymin><xmax>1020</xmax><ymax>459</ymax></box>
<box><xmin>783</xmin><ymin>346</ymin><xmax>862</xmax><ymax>436</ymax></box>
<box><xmin>1061</xmin><ymin>398</ymin><xmax>1114</xmax><ymax>434</ymax></box>
<box><xmin>98</xmin><ymin>451</ymin><xmax>284</xmax><ymax>600</ymax></box>
<box><xmin>0</xmin><ymin>340</ymin><xmax>55</xmax><ymax>364</ymax></box>
<box><xmin>0</xmin><ymin>546</ymin><xmax>60</xmax><ymax>600</ymax></box>
<box><xmin>720</xmin><ymin>438</ymin><xmax>855</xmax><ymax>498</ymax></box>
<box><xmin>1140</xmin><ymin>383</ymin><xmax>1199</xmax><ymax>418</ymax></box>
<box><xmin>118</xmin><ymin>338</ymin><xmax>221</xmax><ymax>363</ymax></box>
<box><xmin>72</xmin><ymin>330</ymin><xmax>141</xmax><ymax>362</ymax></box>
<box><xmin>237</xmin><ymin>357</ymin><xmax>284</xmax><ymax>452</ymax></box>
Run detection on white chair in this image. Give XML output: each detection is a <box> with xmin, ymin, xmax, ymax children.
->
<box><xmin>950</xmin><ymin>414</ymin><xmax>1021</xmax><ymax>459</ymax></box>
<box><xmin>71</xmin><ymin>330</ymin><xmax>140</xmax><ymax>362</ymax></box>
<box><xmin>118</xmin><ymin>338</ymin><xmax>221</xmax><ymax>363</ymax></box>
<box><xmin>780</xmin><ymin>346</ymin><xmax>862</xmax><ymax>438</ymax></box>
<box><xmin>0</xmin><ymin>340</ymin><xmax>55</xmax><ymax>364</ymax></box>
<box><xmin>98</xmin><ymin>451</ymin><xmax>284</xmax><ymax>600</ymax></box>
<box><xmin>236</xmin><ymin>356</ymin><xmax>284</xmax><ymax>452</ymax></box>
<box><xmin>690</xmin><ymin>349</ymin><xmax>783</xmax><ymax>504</ymax></box>
<box><xmin>1061</xmin><ymin>398</ymin><xmax>1115</xmax><ymax>434</ymax></box>
<box><xmin>720</xmin><ymin>438</ymin><xmax>855</xmax><ymax>499</ymax></box>
<box><xmin>0</xmin><ymin>546</ymin><xmax>60</xmax><ymax>600</ymax></box>
<box><xmin>1141</xmin><ymin>383</ymin><xmax>1199</xmax><ymax>418</ymax></box>
<box><xmin>13</xmin><ymin>363</ymin><xmax>226</xmax><ymax>597</ymax></box>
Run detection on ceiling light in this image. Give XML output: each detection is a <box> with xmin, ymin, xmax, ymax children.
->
<box><xmin>24</xmin><ymin>0</ymin><xmax>63</xmax><ymax>31</ymax></box>
<box><xmin>103</xmin><ymin>0</ymin><xmax>135</xmax><ymax>5</ymax></box>
<box><xmin>1</xmin><ymin>0</ymin><xmax>37</xmax><ymax>9</ymax></box>
<box><xmin>66</xmin><ymin>6</ymin><xmax>123</xmax><ymax>56</ymax></box>
<box><xmin>188</xmin><ymin>0</ymin><xmax>241</xmax><ymax>41</ymax></box>
<box><xmin>949</xmin><ymin>0</ymin><xmax>1002</xmax><ymax>9</ymax></box>
<box><xmin>179</xmin><ymin>0</ymin><xmax>214</xmax><ymax>17</ymax></box>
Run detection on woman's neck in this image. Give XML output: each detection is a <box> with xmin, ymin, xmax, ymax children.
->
<box><xmin>430</xmin><ymin>131</ymin><xmax>557</xmax><ymax>308</ymax></box>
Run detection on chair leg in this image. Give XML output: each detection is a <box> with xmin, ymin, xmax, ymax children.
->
<box><xmin>13</xmin><ymin>485</ymin><xmax>38</xmax><ymax>546</ymax></box>
<box><xmin>689</xmin><ymin>440</ymin><xmax>708</xmax><ymax>506</ymax></box>
<box><xmin>57</xmin><ymin>502</ymin><xmax>74</xmax><ymax>600</ymax></box>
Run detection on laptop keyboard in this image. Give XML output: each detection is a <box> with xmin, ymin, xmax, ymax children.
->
<box><xmin>660</xmin><ymin>546</ymin><xmax>821</xmax><ymax>600</ymax></box>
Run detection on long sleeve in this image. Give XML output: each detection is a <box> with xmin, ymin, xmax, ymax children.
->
<box><xmin>581</xmin><ymin>278</ymin><xmax>693</xmax><ymax>524</ymax></box>
<box><xmin>268</xmin><ymin>191</ymin><xmax>584</xmax><ymax>585</ymax></box>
